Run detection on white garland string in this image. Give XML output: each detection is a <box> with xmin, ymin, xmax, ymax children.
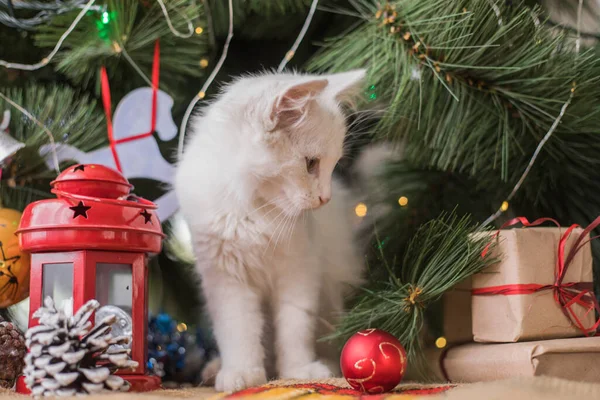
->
<box><xmin>0</xmin><ymin>0</ymin><xmax>199</xmax><ymax>171</ymax></box>
<box><xmin>481</xmin><ymin>1</ymin><xmax>583</xmax><ymax>227</ymax></box>
<box><xmin>177</xmin><ymin>0</ymin><xmax>234</xmax><ymax>157</ymax></box>
<box><xmin>486</xmin><ymin>0</ymin><xmax>503</xmax><ymax>26</ymax></box>
<box><xmin>277</xmin><ymin>0</ymin><xmax>319</xmax><ymax>72</ymax></box>
<box><xmin>120</xmin><ymin>45</ymin><xmax>154</xmax><ymax>88</ymax></box>
<box><xmin>0</xmin><ymin>0</ymin><xmax>96</xmax><ymax>70</ymax></box>
<box><xmin>156</xmin><ymin>0</ymin><xmax>194</xmax><ymax>38</ymax></box>
<box><xmin>575</xmin><ymin>0</ymin><xmax>584</xmax><ymax>53</ymax></box>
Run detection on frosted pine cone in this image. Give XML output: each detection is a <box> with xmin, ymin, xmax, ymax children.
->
<box><xmin>0</xmin><ymin>321</ymin><xmax>26</xmax><ymax>388</ymax></box>
<box><xmin>24</xmin><ymin>298</ymin><xmax>138</xmax><ymax>397</ymax></box>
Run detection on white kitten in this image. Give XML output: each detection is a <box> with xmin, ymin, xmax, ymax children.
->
<box><xmin>174</xmin><ymin>70</ymin><xmax>366</xmax><ymax>392</ymax></box>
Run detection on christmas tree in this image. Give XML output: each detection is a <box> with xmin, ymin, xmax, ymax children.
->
<box><xmin>1</xmin><ymin>0</ymin><xmax>600</xmax><ymax>374</ymax></box>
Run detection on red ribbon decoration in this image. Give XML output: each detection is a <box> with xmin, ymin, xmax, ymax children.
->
<box><xmin>100</xmin><ymin>40</ymin><xmax>160</xmax><ymax>172</ymax></box>
<box><xmin>474</xmin><ymin>216</ymin><xmax>600</xmax><ymax>336</ymax></box>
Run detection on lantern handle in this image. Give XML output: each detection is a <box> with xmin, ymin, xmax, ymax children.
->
<box><xmin>51</xmin><ymin>189</ymin><xmax>157</xmax><ymax>210</ymax></box>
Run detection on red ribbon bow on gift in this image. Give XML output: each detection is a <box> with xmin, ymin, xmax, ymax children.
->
<box><xmin>474</xmin><ymin>216</ymin><xmax>600</xmax><ymax>336</ymax></box>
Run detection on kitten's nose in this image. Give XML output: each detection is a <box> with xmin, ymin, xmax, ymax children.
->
<box><xmin>319</xmin><ymin>195</ymin><xmax>330</xmax><ymax>205</ymax></box>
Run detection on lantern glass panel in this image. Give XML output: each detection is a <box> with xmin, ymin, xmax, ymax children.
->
<box><xmin>95</xmin><ymin>263</ymin><xmax>133</xmax><ymax>348</ymax></box>
<box><xmin>42</xmin><ymin>263</ymin><xmax>73</xmax><ymax>316</ymax></box>
<box><xmin>95</xmin><ymin>263</ymin><xmax>132</xmax><ymax>310</ymax></box>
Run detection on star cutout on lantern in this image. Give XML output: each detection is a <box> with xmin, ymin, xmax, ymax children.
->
<box><xmin>140</xmin><ymin>209</ymin><xmax>153</xmax><ymax>224</ymax></box>
<box><xmin>70</xmin><ymin>201</ymin><xmax>91</xmax><ymax>219</ymax></box>
<box><xmin>73</xmin><ymin>164</ymin><xmax>85</xmax><ymax>172</ymax></box>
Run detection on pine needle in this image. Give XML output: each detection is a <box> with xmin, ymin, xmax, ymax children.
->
<box><xmin>329</xmin><ymin>212</ymin><xmax>496</xmax><ymax>378</ymax></box>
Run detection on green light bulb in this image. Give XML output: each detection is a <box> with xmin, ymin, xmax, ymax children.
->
<box><xmin>101</xmin><ymin>11</ymin><xmax>110</xmax><ymax>24</ymax></box>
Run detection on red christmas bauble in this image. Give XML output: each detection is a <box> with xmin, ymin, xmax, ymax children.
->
<box><xmin>340</xmin><ymin>329</ymin><xmax>407</xmax><ymax>394</ymax></box>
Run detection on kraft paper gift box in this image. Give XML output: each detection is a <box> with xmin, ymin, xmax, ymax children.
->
<box><xmin>471</xmin><ymin>227</ymin><xmax>595</xmax><ymax>343</ymax></box>
<box><xmin>442</xmin><ymin>278</ymin><xmax>473</xmax><ymax>344</ymax></box>
<box><xmin>431</xmin><ymin>337</ymin><xmax>600</xmax><ymax>383</ymax></box>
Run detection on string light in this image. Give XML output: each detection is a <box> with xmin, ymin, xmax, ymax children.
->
<box><xmin>366</xmin><ymin>85</ymin><xmax>377</xmax><ymax>101</ymax></box>
<box><xmin>195</xmin><ymin>26</ymin><xmax>204</xmax><ymax>35</ymax></box>
<box><xmin>111</xmin><ymin>42</ymin><xmax>122</xmax><ymax>53</ymax></box>
<box><xmin>398</xmin><ymin>196</ymin><xmax>408</xmax><ymax>207</ymax></box>
<box><xmin>121</xmin><ymin>46</ymin><xmax>154</xmax><ymax>88</ymax></box>
<box><xmin>486</xmin><ymin>0</ymin><xmax>503</xmax><ymax>26</ymax></box>
<box><xmin>156</xmin><ymin>0</ymin><xmax>194</xmax><ymax>38</ymax></box>
<box><xmin>277</xmin><ymin>0</ymin><xmax>319</xmax><ymax>72</ymax></box>
<box><xmin>435</xmin><ymin>337</ymin><xmax>447</xmax><ymax>349</ymax></box>
<box><xmin>483</xmin><ymin>90</ymin><xmax>576</xmax><ymax>226</ymax></box>
<box><xmin>576</xmin><ymin>0</ymin><xmax>583</xmax><ymax>53</ymax></box>
<box><xmin>199</xmin><ymin>58</ymin><xmax>209</xmax><ymax>68</ymax></box>
<box><xmin>0</xmin><ymin>0</ymin><xmax>194</xmax><ymax>171</ymax></box>
<box><xmin>481</xmin><ymin>4</ymin><xmax>583</xmax><ymax>228</ymax></box>
<box><xmin>0</xmin><ymin>0</ymin><xmax>97</xmax><ymax>70</ymax></box>
<box><xmin>178</xmin><ymin>0</ymin><xmax>234</xmax><ymax>157</ymax></box>
<box><xmin>482</xmin><ymin>83</ymin><xmax>576</xmax><ymax>227</ymax></box>
<box><xmin>355</xmin><ymin>203</ymin><xmax>368</xmax><ymax>218</ymax></box>
<box><xmin>176</xmin><ymin>322</ymin><xmax>188</xmax><ymax>332</ymax></box>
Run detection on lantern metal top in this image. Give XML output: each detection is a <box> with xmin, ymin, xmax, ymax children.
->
<box><xmin>17</xmin><ymin>164</ymin><xmax>164</xmax><ymax>253</ymax></box>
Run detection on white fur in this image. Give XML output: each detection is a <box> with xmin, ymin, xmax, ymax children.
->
<box><xmin>174</xmin><ymin>70</ymin><xmax>366</xmax><ymax>392</ymax></box>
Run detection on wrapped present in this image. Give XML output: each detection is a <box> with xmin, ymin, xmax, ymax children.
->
<box><xmin>442</xmin><ymin>278</ymin><xmax>472</xmax><ymax>344</ymax></box>
<box><xmin>432</xmin><ymin>337</ymin><xmax>600</xmax><ymax>383</ymax></box>
<box><xmin>472</xmin><ymin>217</ymin><xmax>600</xmax><ymax>343</ymax></box>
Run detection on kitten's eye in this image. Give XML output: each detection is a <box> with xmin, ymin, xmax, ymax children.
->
<box><xmin>305</xmin><ymin>157</ymin><xmax>320</xmax><ymax>174</ymax></box>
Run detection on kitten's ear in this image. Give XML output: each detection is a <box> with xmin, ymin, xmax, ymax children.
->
<box><xmin>269</xmin><ymin>79</ymin><xmax>328</xmax><ymax>131</ymax></box>
<box><xmin>324</xmin><ymin>69</ymin><xmax>366</xmax><ymax>105</ymax></box>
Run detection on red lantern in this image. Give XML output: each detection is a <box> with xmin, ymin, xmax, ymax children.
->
<box><xmin>15</xmin><ymin>164</ymin><xmax>164</xmax><ymax>393</ymax></box>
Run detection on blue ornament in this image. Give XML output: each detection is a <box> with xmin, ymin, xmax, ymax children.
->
<box><xmin>147</xmin><ymin>312</ymin><xmax>213</xmax><ymax>383</ymax></box>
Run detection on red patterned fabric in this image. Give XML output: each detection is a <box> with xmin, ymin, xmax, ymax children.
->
<box><xmin>221</xmin><ymin>382</ymin><xmax>453</xmax><ymax>399</ymax></box>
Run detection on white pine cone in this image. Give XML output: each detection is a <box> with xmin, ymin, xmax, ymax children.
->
<box><xmin>24</xmin><ymin>298</ymin><xmax>138</xmax><ymax>397</ymax></box>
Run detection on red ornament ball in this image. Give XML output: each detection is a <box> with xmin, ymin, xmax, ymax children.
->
<box><xmin>340</xmin><ymin>329</ymin><xmax>407</xmax><ymax>394</ymax></box>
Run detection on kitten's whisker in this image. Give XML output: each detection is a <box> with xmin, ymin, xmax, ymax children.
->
<box><xmin>283</xmin><ymin>212</ymin><xmax>295</xmax><ymax>250</ymax></box>
<box><xmin>247</xmin><ymin>197</ymin><xmax>282</xmax><ymax>217</ymax></box>
<box><xmin>265</xmin><ymin>208</ymin><xmax>289</xmax><ymax>254</ymax></box>
<box><xmin>274</xmin><ymin>213</ymin><xmax>292</xmax><ymax>250</ymax></box>
<box><xmin>281</xmin><ymin>210</ymin><xmax>298</xmax><ymax>248</ymax></box>
<box><xmin>285</xmin><ymin>213</ymin><xmax>300</xmax><ymax>251</ymax></box>
<box><xmin>265</xmin><ymin>207</ymin><xmax>288</xmax><ymax>229</ymax></box>
<box><xmin>261</xmin><ymin>204</ymin><xmax>286</xmax><ymax>220</ymax></box>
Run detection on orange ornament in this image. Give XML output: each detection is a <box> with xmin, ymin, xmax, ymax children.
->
<box><xmin>0</xmin><ymin>208</ymin><xmax>29</xmax><ymax>307</ymax></box>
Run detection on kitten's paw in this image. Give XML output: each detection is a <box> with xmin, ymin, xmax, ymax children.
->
<box><xmin>215</xmin><ymin>366</ymin><xmax>267</xmax><ymax>392</ymax></box>
<box><xmin>280</xmin><ymin>361</ymin><xmax>333</xmax><ymax>380</ymax></box>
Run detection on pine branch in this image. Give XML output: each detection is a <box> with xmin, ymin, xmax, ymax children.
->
<box><xmin>0</xmin><ymin>84</ymin><xmax>105</xmax><ymax>210</ymax></box>
<box><xmin>34</xmin><ymin>0</ymin><xmax>209</xmax><ymax>99</ymax></box>
<box><xmin>330</xmin><ymin>212</ymin><xmax>496</xmax><ymax>378</ymax></box>
<box><xmin>357</xmin><ymin>160</ymin><xmax>494</xmax><ymax>281</ymax></box>
<box><xmin>310</xmin><ymin>1</ymin><xmax>600</xmax><ymax>294</ymax></box>
<box><xmin>308</xmin><ymin>0</ymin><xmax>600</xmax><ymax>187</ymax></box>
